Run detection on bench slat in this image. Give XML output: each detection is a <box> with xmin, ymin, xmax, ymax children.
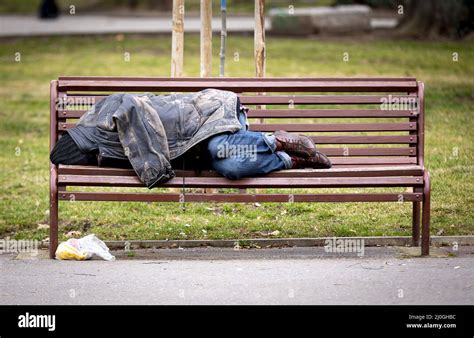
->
<box><xmin>247</xmin><ymin>109</ymin><xmax>418</xmax><ymax>118</ymax></box>
<box><xmin>58</xmin><ymin>191</ymin><xmax>423</xmax><ymax>203</ymax></box>
<box><xmin>58</xmin><ymin>78</ymin><xmax>418</xmax><ymax>92</ymax></box>
<box><xmin>55</xmin><ymin>130</ymin><xmax>418</xmax><ymax>144</ymax></box>
<box><xmin>59</xmin><ymin>164</ymin><xmax>423</xmax><ymax>177</ymax></box>
<box><xmin>330</xmin><ymin>157</ymin><xmax>417</xmax><ymax>165</ymax></box>
<box><xmin>52</xmin><ymin>146</ymin><xmax>415</xmax><ymax>157</ymax></box>
<box><xmin>309</xmin><ymin>135</ymin><xmax>417</xmax><ymax>144</ymax></box>
<box><xmin>320</xmin><ymin>148</ymin><xmax>417</xmax><ymax>156</ymax></box>
<box><xmin>57</xmin><ymin>122</ymin><xmax>417</xmax><ymax>133</ymax></box>
<box><xmin>59</xmin><ymin>109</ymin><xmax>418</xmax><ymax>119</ymax></box>
<box><xmin>250</xmin><ymin>123</ymin><xmax>416</xmax><ymax>132</ymax></box>
<box><xmin>59</xmin><ymin>76</ymin><xmax>417</xmax><ymax>82</ymax></box>
<box><xmin>58</xmin><ymin>175</ymin><xmax>423</xmax><ymax>188</ymax></box>
<box><xmin>242</xmin><ymin>95</ymin><xmax>418</xmax><ymax>105</ymax></box>
<box><xmin>59</xmin><ymin>94</ymin><xmax>418</xmax><ymax>105</ymax></box>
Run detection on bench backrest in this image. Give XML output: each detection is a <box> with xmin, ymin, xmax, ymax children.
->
<box><xmin>50</xmin><ymin>77</ymin><xmax>425</xmax><ymax>168</ymax></box>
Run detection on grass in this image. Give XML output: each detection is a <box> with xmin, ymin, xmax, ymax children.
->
<box><xmin>0</xmin><ymin>34</ymin><xmax>473</xmax><ymax>242</ymax></box>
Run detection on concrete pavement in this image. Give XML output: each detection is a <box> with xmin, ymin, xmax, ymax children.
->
<box><xmin>0</xmin><ymin>15</ymin><xmax>396</xmax><ymax>37</ymax></box>
<box><xmin>0</xmin><ymin>15</ymin><xmax>265</xmax><ymax>37</ymax></box>
<box><xmin>1</xmin><ymin>246</ymin><xmax>473</xmax><ymax>305</ymax></box>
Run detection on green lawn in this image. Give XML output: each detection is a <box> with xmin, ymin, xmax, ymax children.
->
<box><xmin>0</xmin><ymin>34</ymin><xmax>473</xmax><ymax>242</ymax></box>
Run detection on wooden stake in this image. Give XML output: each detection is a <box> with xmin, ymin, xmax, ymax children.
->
<box><xmin>254</xmin><ymin>0</ymin><xmax>266</xmax><ymax>121</ymax></box>
<box><xmin>200</xmin><ymin>0</ymin><xmax>214</xmax><ymax>194</ymax></box>
<box><xmin>254</xmin><ymin>0</ymin><xmax>266</xmax><ymax>194</ymax></box>
<box><xmin>170</xmin><ymin>0</ymin><xmax>184</xmax><ymax>194</ymax></box>
<box><xmin>200</xmin><ymin>0</ymin><xmax>212</xmax><ymax>77</ymax></box>
<box><xmin>171</xmin><ymin>0</ymin><xmax>184</xmax><ymax>77</ymax></box>
<box><xmin>254</xmin><ymin>0</ymin><xmax>265</xmax><ymax>79</ymax></box>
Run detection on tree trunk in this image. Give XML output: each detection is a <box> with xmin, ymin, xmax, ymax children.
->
<box><xmin>396</xmin><ymin>0</ymin><xmax>472</xmax><ymax>39</ymax></box>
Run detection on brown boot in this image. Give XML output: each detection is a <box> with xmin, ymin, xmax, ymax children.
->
<box><xmin>274</xmin><ymin>130</ymin><xmax>316</xmax><ymax>158</ymax></box>
<box><xmin>291</xmin><ymin>152</ymin><xmax>332</xmax><ymax>169</ymax></box>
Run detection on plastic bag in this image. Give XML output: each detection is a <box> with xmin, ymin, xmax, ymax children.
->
<box><xmin>55</xmin><ymin>234</ymin><xmax>115</xmax><ymax>261</ymax></box>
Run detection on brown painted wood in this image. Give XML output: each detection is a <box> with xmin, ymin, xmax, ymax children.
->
<box><xmin>417</xmin><ymin>81</ymin><xmax>425</xmax><ymax>167</ymax></box>
<box><xmin>412</xmin><ymin>187</ymin><xmax>422</xmax><ymax>247</ymax></box>
<box><xmin>58</xmin><ymin>174</ymin><xmax>423</xmax><ymax>188</ymax></box>
<box><xmin>58</xmin><ymin>76</ymin><xmax>417</xmax><ymax>82</ymax></box>
<box><xmin>329</xmin><ymin>157</ymin><xmax>417</xmax><ymax>165</ymax></box>
<box><xmin>57</xmin><ymin>130</ymin><xmax>418</xmax><ymax>145</ymax></box>
<box><xmin>57</xmin><ymin>128</ymin><xmax>419</xmax><ymax>146</ymax></box>
<box><xmin>60</xmin><ymin>94</ymin><xmax>417</xmax><ymax>105</ymax></box>
<box><xmin>59</xmin><ymin>109</ymin><xmax>418</xmax><ymax>119</ymax></box>
<box><xmin>58</xmin><ymin>78</ymin><xmax>418</xmax><ymax>92</ymax></box>
<box><xmin>59</xmin><ymin>164</ymin><xmax>424</xmax><ymax>177</ymax></box>
<box><xmin>57</xmin><ymin>110</ymin><xmax>86</xmax><ymax>118</ymax></box>
<box><xmin>247</xmin><ymin>109</ymin><xmax>418</xmax><ymax>118</ymax></box>
<box><xmin>421</xmin><ymin>171</ymin><xmax>431</xmax><ymax>255</ymax></box>
<box><xmin>249</xmin><ymin>123</ymin><xmax>416</xmax><ymax>132</ymax></box>
<box><xmin>59</xmin><ymin>191</ymin><xmax>423</xmax><ymax>203</ymax></box>
<box><xmin>320</xmin><ymin>147</ymin><xmax>417</xmax><ymax>156</ymax></box>
<box><xmin>309</xmin><ymin>135</ymin><xmax>417</xmax><ymax>144</ymax></box>
<box><xmin>49</xmin><ymin>80</ymin><xmax>59</xmax><ymax>259</ymax></box>
<box><xmin>241</xmin><ymin>95</ymin><xmax>417</xmax><ymax>105</ymax></box>
<box><xmin>58</xmin><ymin>122</ymin><xmax>417</xmax><ymax>133</ymax></box>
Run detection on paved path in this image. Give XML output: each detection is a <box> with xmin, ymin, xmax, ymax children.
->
<box><xmin>0</xmin><ymin>15</ymin><xmax>396</xmax><ymax>37</ymax></box>
<box><xmin>0</xmin><ymin>15</ymin><xmax>265</xmax><ymax>37</ymax></box>
<box><xmin>1</xmin><ymin>246</ymin><xmax>472</xmax><ymax>305</ymax></box>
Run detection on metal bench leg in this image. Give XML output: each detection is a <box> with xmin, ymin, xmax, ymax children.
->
<box><xmin>412</xmin><ymin>188</ymin><xmax>421</xmax><ymax>247</ymax></box>
<box><xmin>49</xmin><ymin>164</ymin><xmax>59</xmax><ymax>259</ymax></box>
<box><xmin>421</xmin><ymin>171</ymin><xmax>431</xmax><ymax>256</ymax></box>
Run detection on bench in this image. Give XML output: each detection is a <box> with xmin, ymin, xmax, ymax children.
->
<box><xmin>49</xmin><ymin>77</ymin><xmax>431</xmax><ymax>258</ymax></box>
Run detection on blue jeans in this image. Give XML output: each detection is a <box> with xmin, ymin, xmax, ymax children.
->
<box><xmin>207</xmin><ymin>111</ymin><xmax>292</xmax><ymax>179</ymax></box>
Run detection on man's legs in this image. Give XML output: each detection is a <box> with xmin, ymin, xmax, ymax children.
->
<box><xmin>207</xmin><ymin>112</ymin><xmax>292</xmax><ymax>179</ymax></box>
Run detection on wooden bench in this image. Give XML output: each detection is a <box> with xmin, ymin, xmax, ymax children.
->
<box><xmin>49</xmin><ymin>77</ymin><xmax>431</xmax><ymax>258</ymax></box>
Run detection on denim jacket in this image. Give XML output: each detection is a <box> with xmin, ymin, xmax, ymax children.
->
<box><xmin>67</xmin><ymin>89</ymin><xmax>241</xmax><ymax>188</ymax></box>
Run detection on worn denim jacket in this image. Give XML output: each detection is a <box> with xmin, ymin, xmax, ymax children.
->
<box><xmin>67</xmin><ymin>89</ymin><xmax>241</xmax><ymax>188</ymax></box>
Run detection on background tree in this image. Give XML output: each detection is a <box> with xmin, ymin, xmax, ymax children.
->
<box><xmin>337</xmin><ymin>0</ymin><xmax>473</xmax><ymax>39</ymax></box>
<box><xmin>396</xmin><ymin>0</ymin><xmax>474</xmax><ymax>39</ymax></box>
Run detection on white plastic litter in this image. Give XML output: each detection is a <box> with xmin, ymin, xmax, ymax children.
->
<box><xmin>55</xmin><ymin>234</ymin><xmax>115</xmax><ymax>261</ymax></box>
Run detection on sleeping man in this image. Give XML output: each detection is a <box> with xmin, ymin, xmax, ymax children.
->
<box><xmin>50</xmin><ymin>89</ymin><xmax>331</xmax><ymax>188</ymax></box>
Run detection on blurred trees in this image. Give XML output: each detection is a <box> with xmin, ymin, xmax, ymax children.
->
<box><xmin>126</xmin><ymin>0</ymin><xmax>172</xmax><ymax>11</ymax></box>
<box><xmin>337</xmin><ymin>0</ymin><xmax>474</xmax><ymax>38</ymax></box>
<box><xmin>335</xmin><ymin>0</ymin><xmax>398</xmax><ymax>8</ymax></box>
<box><xmin>396</xmin><ymin>0</ymin><xmax>474</xmax><ymax>39</ymax></box>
